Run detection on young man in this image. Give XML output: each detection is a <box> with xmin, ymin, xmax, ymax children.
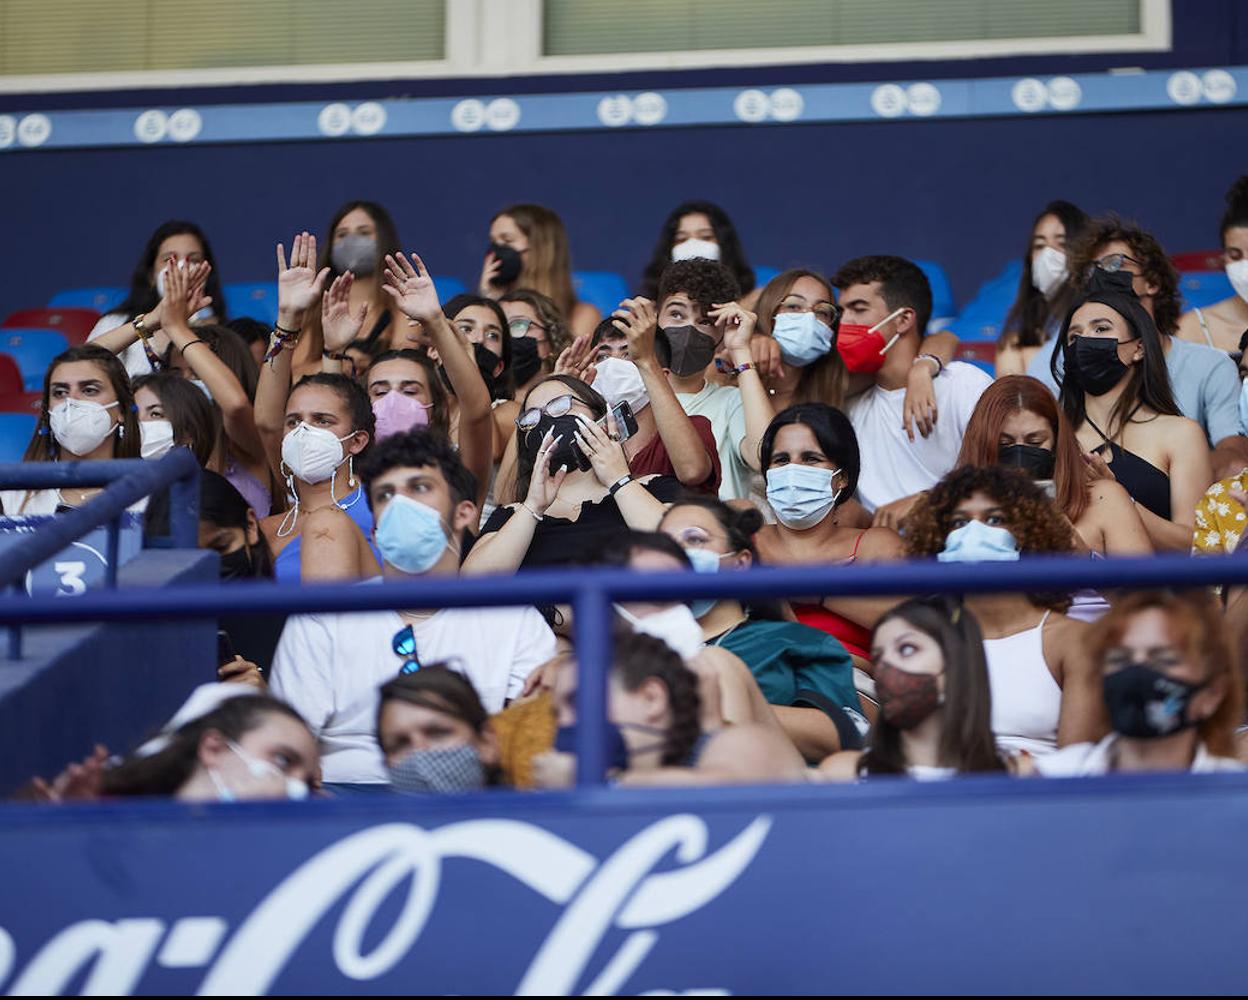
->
<box><xmin>270</xmin><ymin>432</ymin><xmax>557</xmax><ymax>789</ymax></box>
<box><xmin>1025</xmin><ymin>218</ymin><xmax>1248</xmax><ymax>480</ymax></box>
<box><xmin>831</xmin><ymin>255</ymin><xmax>992</xmax><ymax>516</ymax></box>
<box><xmin>655</xmin><ymin>259</ymin><xmax>775</xmax><ymax>502</ymax></box>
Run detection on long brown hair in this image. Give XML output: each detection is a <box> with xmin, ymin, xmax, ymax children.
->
<box><xmin>859</xmin><ymin>596</ymin><xmax>1006</xmax><ymax>776</ymax></box>
<box><xmin>495</xmin><ymin>204</ymin><xmax>578</xmax><ymax>319</ymax></box>
<box><xmin>957</xmin><ymin>375</ymin><xmax>1089</xmax><ymax>523</ymax></box>
<box><xmin>754</xmin><ymin>268</ymin><xmax>846</xmax><ymax>409</ymax></box>
<box><xmin>23</xmin><ymin>345</ymin><xmax>141</xmax><ymax>463</ymax></box>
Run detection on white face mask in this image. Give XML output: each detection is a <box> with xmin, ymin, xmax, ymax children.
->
<box><xmin>281</xmin><ymin>422</ymin><xmax>353</xmax><ymax>484</ymax></box>
<box><xmin>140</xmin><ymin>419</ymin><xmax>175</xmax><ymax>460</ymax></box>
<box><xmin>1030</xmin><ymin>245</ymin><xmax>1068</xmax><ymax>298</ymax></box>
<box><xmin>617</xmin><ymin>603</ymin><xmax>705</xmax><ymax>661</ymax></box>
<box><xmin>49</xmin><ymin>398</ymin><xmax>120</xmax><ymax>457</ymax></box>
<box><xmin>1227</xmin><ymin>259</ymin><xmax>1248</xmax><ymax>304</ymax></box>
<box><xmin>591</xmin><ymin>356</ymin><xmax>650</xmax><ymax>413</ymax></box>
<box><xmin>671</xmin><ymin>238</ymin><xmax>721</xmax><ymax>263</ymax></box>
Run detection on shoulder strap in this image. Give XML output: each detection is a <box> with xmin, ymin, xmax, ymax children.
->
<box><xmin>1195</xmin><ymin>307</ymin><xmax>1213</xmax><ymax>347</ymax></box>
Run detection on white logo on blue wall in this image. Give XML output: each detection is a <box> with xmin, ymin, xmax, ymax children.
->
<box><xmin>1202</xmin><ymin>69</ymin><xmax>1236</xmax><ymax>104</ymax></box>
<box><xmin>1012</xmin><ymin>78</ymin><xmax>1048</xmax><ymax>112</ymax></box>
<box><xmin>871</xmin><ymin>84</ymin><xmax>908</xmax><ymax>118</ymax></box>
<box><xmin>1167</xmin><ymin>71</ymin><xmax>1202</xmax><ymax>106</ymax></box>
<box><xmin>485</xmin><ymin>98</ymin><xmax>521</xmax><ymax>131</ymax></box>
<box><xmin>597</xmin><ymin>95</ymin><xmax>633</xmax><ymax>127</ymax></box>
<box><xmin>769</xmin><ymin>88</ymin><xmax>803</xmax><ymax>122</ymax></box>
<box><xmin>733</xmin><ymin>89</ymin><xmax>770</xmax><ymax>123</ymax></box>
<box><xmin>1047</xmin><ymin>77</ymin><xmax>1082</xmax><ymax>111</ymax></box>
<box><xmin>17</xmin><ymin>114</ymin><xmax>51</xmax><ymax>147</ymax></box>
<box><xmin>633</xmin><ymin>92</ymin><xmax>667</xmax><ymax>126</ymax></box>
<box><xmin>0</xmin><ymin>115</ymin><xmax>15</xmax><ymax>149</ymax></box>
<box><xmin>318</xmin><ymin>103</ymin><xmax>352</xmax><ymax>137</ymax></box>
<box><xmin>905</xmin><ymin>83</ymin><xmax>941</xmax><ymax>117</ymax></box>
<box><xmin>168</xmin><ymin>109</ymin><xmax>203</xmax><ymax>142</ymax></box>
<box><xmin>134</xmin><ymin>110</ymin><xmax>168</xmax><ymax>144</ymax></box>
<box><xmin>351</xmin><ymin>102</ymin><xmax>387</xmax><ymax>136</ymax></box>
<box><xmin>451</xmin><ymin>99</ymin><xmax>486</xmax><ymax>132</ymax></box>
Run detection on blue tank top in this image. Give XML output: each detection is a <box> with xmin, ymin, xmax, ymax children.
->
<box><xmin>273</xmin><ymin>486</ymin><xmax>381</xmax><ymax>582</ymax></box>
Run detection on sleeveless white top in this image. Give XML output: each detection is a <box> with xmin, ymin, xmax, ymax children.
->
<box><xmin>983</xmin><ymin>610</ymin><xmax>1062</xmax><ymax>758</ymax></box>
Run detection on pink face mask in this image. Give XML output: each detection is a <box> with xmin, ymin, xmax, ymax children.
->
<box><xmin>372</xmin><ymin>390</ymin><xmax>432</xmax><ymax>441</ymax></box>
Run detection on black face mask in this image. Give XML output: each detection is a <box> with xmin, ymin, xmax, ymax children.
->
<box><xmin>488</xmin><ymin>243</ymin><xmax>523</xmax><ymax>286</ymax></box>
<box><xmin>440</xmin><ymin>342</ymin><xmax>500</xmax><ymax>399</ymax></box>
<box><xmin>1102</xmin><ymin>661</ymin><xmax>1206</xmax><ymax>739</ymax></box>
<box><xmin>522</xmin><ymin>413</ymin><xmax>592</xmax><ymax>475</ymax></box>
<box><xmin>510</xmin><ymin>334</ymin><xmax>543</xmax><ymax>388</ymax></box>
<box><xmin>1068</xmin><ymin>335</ymin><xmax>1134</xmax><ymax>396</ymax></box>
<box><xmin>998</xmin><ymin>443</ymin><xmax>1056</xmax><ymax>480</ymax></box>
<box><xmin>656</xmin><ymin>325</ymin><xmax>718</xmax><ymax>378</ymax></box>
<box><xmin>219</xmin><ymin>545</ymin><xmax>255</xmax><ymax>581</ymax></box>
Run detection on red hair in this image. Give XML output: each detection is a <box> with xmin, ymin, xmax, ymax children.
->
<box><xmin>956</xmin><ymin>375</ymin><xmax>1088</xmax><ymax>523</ymax></box>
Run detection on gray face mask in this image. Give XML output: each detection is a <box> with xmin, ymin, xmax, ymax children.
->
<box><xmin>331</xmin><ymin>233</ymin><xmax>378</xmax><ymax>276</ymax></box>
<box><xmin>386</xmin><ymin>745</ymin><xmax>485</xmax><ymax>794</ymax></box>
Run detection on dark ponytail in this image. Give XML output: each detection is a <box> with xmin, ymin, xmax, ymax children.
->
<box><xmin>1220</xmin><ymin>175</ymin><xmax>1248</xmax><ymax>241</ymax></box>
<box><xmin>612</xmin><ymin>631</ymin><xmax>703</xmax><ymax>767</ymax></box>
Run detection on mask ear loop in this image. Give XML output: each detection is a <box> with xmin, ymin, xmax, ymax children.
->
<box><xmin>870</xmin><ymin>307</ymin><xmax>909</xmax><ymax>356</ymax></box>
<box><xmin>275</xmin><ymin>463</ymin><xmax>300</xmax><ymax>539</ymax></box>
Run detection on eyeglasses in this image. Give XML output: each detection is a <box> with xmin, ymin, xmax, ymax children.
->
<box><xmin>1090</xmin><ymin>252</ymin><xmax>1142</xmax><ymax>275</ymax></box>
<box><xmin>391</xmin><ymin>624</ymin><xmax>422</xmax><ymax>676</ymax></box>
<box><xmin>508</xmin><ymin>317</ymin><xmax>549</xmax><ymax>339</ymax></box>
<box><xmin>778</xmin><ymin>300</ymin><xmax>842</xmax><ymax>328</ymax></box>
<box><xmin>515</xmin><ymin>393</ymin><xmax>580</xmax><ymax>431</ymax></box>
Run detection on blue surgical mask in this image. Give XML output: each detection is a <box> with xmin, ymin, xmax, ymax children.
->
<box><xmin>937</xmin><ymin>519</ymin><xmax>1020</xmax><ymax>563</ymax></box>
<box><xmin>771</xmin><ymin>311</ymin><xmax>835</xmax><ymax>367</ymax></box>
<box><xmin>684</xmin><ymin>546</ymin><xmax>727</xmax><ymax>618</ymax></box>
<box><xmin>766</xmin><ymin>464</ymin><xmax>841</xmax><ymax>530</ymax></box>
<box><xmin>1238</xmin><ymin>378</ymin><xmax>1248</xmax><ymax>437</ymax></box>
<box><xmin>375</xmin><ymin>494</ymin><xmax>452</xmax><ymax>574</ymax></box>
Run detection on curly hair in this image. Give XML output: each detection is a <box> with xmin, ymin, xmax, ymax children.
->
<box><xmin>903</xmin><ymin>466</ymin><xmax>1074</xmax><ymax>610</ymax></box>
<box><xmin>612</xmin><ymin>629</ymin><xmax>703</xmax><ymax>767</ymax></box>
<box><xmin>657</xmin><ymin>259</ymin><xmax>741</xmax><ymax>319</ymax></box>
<box><xmin>1067</xmin><ymin>214</ymin><xmax>1180</xmax><ymax>337</ymax></box>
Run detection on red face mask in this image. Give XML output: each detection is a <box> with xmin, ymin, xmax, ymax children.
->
<box><xmin>836</xmin><ymin>307</ymin><xmax>907</xmax><ymax>374</ymax></box>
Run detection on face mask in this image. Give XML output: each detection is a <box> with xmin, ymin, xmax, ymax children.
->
<box><xmin>874</xmin><ymin>660</ymin><xmax>943</xmax><ymax>730</ymax></box>
<box><xmin>1031</xmin><ymin>246</ymin><xmax>1068</xmax><ymax>298</ymax></box>
<box><xmin>140</xmin><ymin>419</ymin><xmax>175</xmax><ymax>460</ymax></box>
<box><xmin>766</xmin><ymin>464</ymin><xmax>841</xmax><ymax>530</ymax></box>
<box><xmin>522</xmin><ymin>413</ymin><xmax>592</xmax><ymax>475</ymax></box>
<box><xmin>189</xmin><ymin>379</ymin><xmax>213</xmax><ymax>402</ymax></box>
<box><xmin>997</xmin><ymin>443</ymin><xmax>1055</xmax><ymax>481</ymax></box>
<box><xmin>49</xmin><ymin>398</ymin><xmax>120</xmax><ymax>457</ymax></box>
<box><xmin>671</xmin><ymin>238</ymin><xmax>720</xmax><ymax>263</ymax></box>
<box><xmin>374</xmin><ymin>494</ymin><xmax>451</xmax><ymax>574</ymax></box>
<box><xmin>1226</xmin><ymin>258</ymin><xmax>1248</xmax><ymax>304</ymax></box>
<box><xmin>1067</xmin><ymin>336</ymin><xmax>1133</xmax><ymax>397</ymax></box>
<box><xmin>1102</xmin><ymin>661</ymin><xmax>1207</xmax><ymax>739</ymax></box>
<box><xmin>656</xmin><ymin>325</ymin><xmax>718</xmax><ymax>378</ymax></box>
<box><xmin>592</xmin><ymin>357</ymin><xmax>650</xmax><ymax>413</ymax></box>
<box><xmin>684</xmin><ymin>546</ymin><xmax>730</xmax><ymax>618</ymax></box>
<box><xmin>330</xmin><ymin>234</ymin><xmax>378</xmax><ymax>276</ymax></box>
<box><xmin>218</xmin><ymin>545</ymin><xmax>255</xmax><ymax>581</ymax></box>
<box><xmin>771</xmin><ymin>311</ymin><xmax>835</xmax><ymax>367</ymax></box>
<box><xmin>209</xmin><ymin>740</ymin><xmax>308</xmax><ymax>802</ymax></box>
<box><xmin>554</xmin><ymin>722</ymin><xmax>631</xmax><ymax>771</ymax></box>
<box><xmin>937</xmin><ymin>519</ymin><xmax>1021</xmax><ymax>563</ymax></box>
<box><xmin>387</xmin><ymin>745</ymin><xmax>485</xmax><ymax>794</ymax></box>
<box><xmin>836</xmin><ymin>307</ymin><xmax>907</xmax><ymax>374</ymax></box>
<box><xmin>510</xmin><ymin>335</ymin><xmax>543</xmax><ymax>387</ymax></box>
<box><xmin>281</xmin><ymin>422</ymin><xmax>353</xmax><ymax>485</ymax></box>
<box><xmin>488</xmin><ymin>243</ymin><xmax>524</xmax><ymax>286</ymax></box>
<box><xmin>372</xmin><ymin>390</ymin><xmax>432</xmax><ymax>442</ymax></box>
<box><xmin>617</xmin><ymin>603</ymin><xmax>705</xmax><ymax>661</ymax></box>
<box><xmin>1239</xmin><ymin>379</ymin><xmax>1248</xmax><ymax>437</ymax></box>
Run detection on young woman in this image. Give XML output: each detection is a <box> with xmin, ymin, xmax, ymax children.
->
<box><xmin>501</xmin><ymin>288</ymin><xmax>574</xmax><ymax>400</ymax></box>
<box><xmin>1056</xmin><ymin>272</ymin><xmax>1212</xmax><ymax>551</ymax></box>
<box><xmin>639</xmin><ymin>201</ymin><xmax>759</xmax><ymax>309</ymax></box>
<box><xmin>659</xmin><ymin>496</ymin><xmax>869</xmax><ymax>759</ymax></box>
<box><xmin>752</xmin><ymin>269</ymin><xmax>846</xmax><ymax>414</ymax></box>
<box><xmin>904</xmin><ymin>465</ymin><xmax>1105</xmax><ymax>758</ymax></box>
<box><xmin>996</xmin><ymin>200</ymin><xmax>1089</xmax><ymax>376</ymax></box>
<box><xmin>464</xmin><ymin>374</ymin><xmax>679</xmax><ymax>573</ymax></box>
<box><xmin>479</xmin><ymin>204</ymin><xmax>600</xmax><ymax>338</ymax></box>
<box><xmin>1036</xmin><ymin>590</ymin><xmax>1244</xmax><ymax>775</ymax></box>
<box><xmin>377</xmin><ymin>666</ymin><xmax>503</xmax><ymax>794</ymax></box>
<box><xmin>2</xmin><ymin>345</ymin><xmax>141</xmax><ymax>515</ymax></box>
<box><xmin>86</xmin><ymin>220</ymin><xmax>226</xmax><ymax>378</ymax></box>
<box><xmin>754</xmin><ymin>403</ymin><xmax>905</xmax><ymax>661</ymax></box>
<box><xmin>818</xmin><ymin>597</ymin><xmax>1010</xmax><ymax>781</ymax></box>
<box><xmin>957</xmin><ymin>375</ymin><xmax>1150</xmax><ymax>557</ymax></box>
<box><xmin>1177</xmin><ymin>175</ymin><xmax>1248</xmax><ymax>353</ymax></box>
<box><xmin>132</xmin><ymin>372</ymin><xmax>218</xmax><ymax>466</ymax></box>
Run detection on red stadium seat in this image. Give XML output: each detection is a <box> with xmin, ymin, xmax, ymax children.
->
<box><xmin>0</xmin><ymin>355</ymin><xmax>22</xmax><ymax>396</ymax></box>
<box><xmin>955</xmin><ymin>340</ymin><xmax>997</xmax><ymax>376</ymax></box>
<box><xmin>1170</xmin><ymin>250</ymin><xmax>1225</xmax><ymax>272</ymax></box>
<box><xmin>2</xmin><ymin>307</ymin><xmax>101</xmax><ymax>345</ymax></box>
<box><xmin>0</xmin><ymin>390</ymin><xmax>43</xmax><ymax>415</ymax></box>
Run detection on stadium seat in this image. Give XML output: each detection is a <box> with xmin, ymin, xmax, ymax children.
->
<box><xmin>48</xmin><ymin>286</ymin><xmax>127</xmax><ymax>313</ymax></box>
<box><xmin>0</xmin><ymin>356</ymin><xmax>23</xmax><ymax>396</ymax></box>
<box><xmin>913</xmin><ymin>259</ymin><xmax>957</xmax><ymax>332</ymax></box>
<box><xmin>1171</xmin><ymin>250</ymin><xmax>1224</xmax><ymax>272</ymax></box>
<box><xmin>945</xmin><ymin>260</ymin><xmax>1023</xmax><ymax>342</ymax></box>
<box><xmin>0</xmin><ymin>391</ymin><xmax>44</xmax><ymax>415</ymax></box>
<box><xmin>1</xmin><ymin>329</ymin><xmax>70</xmax><ymax>391</ymax></box>
<box><xmin>431</xmin><ymin>275</ymin><xmax>466</xmax><ymax>302</ymax></box>
<box><xmin>0</xmin><ymin>412</ymin><xmax>36</xmax><ymax>463</ymax></box>
<box><xmin>222</xmin><ymin>282</ymin><xmax>278</xmax><ymax>325</ymax></box>
<box><xmin>1179</xmin><ymin>270</ymin><xmax>1234</xmax><ymax>311</ymax></box>
<box><xmin>955</xmin><ymin>340</ymin><xmax>997</xmax><ymax>377</ymax></box>
<box><xmin>753</xmin><ymin>265</ymin><xmax>782</xmax><ymax>288</ymax></box>
<box><xmin>572</xmin><ymin>271</ymin><xmax>630</xmax><ymax>317</ymax></box>
<box><xmin>2</xmin><ymin>307</ymin><xmax>100</xmax><ymax>345</ymax></box>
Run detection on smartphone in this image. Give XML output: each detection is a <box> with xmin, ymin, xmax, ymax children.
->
<box><xmin>1036</xmin><ymin>479</ymin><xmax>1058</xmax><ymax>501</ymax></box>
<box><xmin>216</xmin><ymin>629</ymin><xmax>237</xmax><ymax>668</ymax></box>
<box><xmin>610</xmin><ymin>401</ymin><xmax>639</xmax><ymax>443</ymax></box>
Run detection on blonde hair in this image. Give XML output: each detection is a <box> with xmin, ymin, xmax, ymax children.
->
<box><xmin>496</xmin><ymin>204</ymin><xmax>577</xmax><ymax>318</ymax></box>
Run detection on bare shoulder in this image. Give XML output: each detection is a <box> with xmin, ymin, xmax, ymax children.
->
<box><xmin>858</xmin><ymin>526</ymin><xmax>906</xmax><ymax>560</ymax></box>
<box><xmin>1158</xmin><ymin>414</ymin><xmax>1209</xmax><ymax>448</ymax></box>
<box><xmin>814</xmin><ymin>750</ymin><xmax>863</xmax><ymax>783</ymax></box>
<box><xmin>1086</xmin><ymin>478</ymin><xmax>1137</xmax><ymax>513</ymax></box>
<box><xmin>699</xmin><ymin>723</ymin><xmax>808</xmax><ymax>782</ymax></box>
<box><xmin>1175</xmin><ymin>309</ymin><xmax>1203</xmax><ymax>343</ymax></box>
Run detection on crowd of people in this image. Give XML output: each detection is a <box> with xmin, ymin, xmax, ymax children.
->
<box><xmin>14</xmin><ymin>175</ymin><xmax>1248</xmax><ymax>802</ymax></box>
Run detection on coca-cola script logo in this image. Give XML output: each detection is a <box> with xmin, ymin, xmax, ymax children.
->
<box><xmin>0</xmin><ymin>813</ymin><xmax>770</xmax><ymax>995</ymax></box>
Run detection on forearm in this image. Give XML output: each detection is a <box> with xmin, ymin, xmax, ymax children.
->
<box><xmin>917</xmin><ymin>329</ymin><xmax>958</xmax><ymax>365</ymax></box>
<box><xmin>613</xmin><ymin>479</ymin><xmax>666</xmax><ymax>531</ymax></box>
<box><xmin>1212</xmin><ymin>435</ymin><xmax>1248</xmax><ymax>482</ymax></box>
<box><xmin>636</xmin><ymin>359</ymin><xmax>711</xmax><ymax>485</ymax></box>
<box><xmin>771</xmin><ymin>705</ymin><xmax>843</xmax><ymax>761</ymax></box>
<box><xmin>732</xmin><ymin>352</ymin><xmax>774</xmax><ymax>472</ymax></box>
<box><xmin>92</xmin><ymin>319</ymin><xmax>144</xmax><ymax>356</ymax></box>
<box><xmin>165</xmin><ymin>320</ymin><xmax>251</xmax><ymax>417</ymax></box>
<box><xmin>1135</xmin><ymin>503</ymin><xmax>1195</xmax><ymax>552</ymax></box>
<box><xmin>459</xmin><ymin>513</ymin><xmax>537</xmax><ymax>575</ymax></box>
<box><xmin>255</xmin><ymin>327</ymin><xmax>294</xmax><ymax>469</ymax></box>
<box><xmin>430</xmin><ymin>315</ymin><xmax>492</xmax><ymax>420</ymax></box>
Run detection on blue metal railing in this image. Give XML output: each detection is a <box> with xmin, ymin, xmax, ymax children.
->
<box><xmin>0</xmin><ymin>449</ymin><xmax>200</xmax><ymax>657</ymax></box>
<box><xmin>0</xmin><ymin>549</ymin><xmax>1245</xmax><ymax>787</ymax></box>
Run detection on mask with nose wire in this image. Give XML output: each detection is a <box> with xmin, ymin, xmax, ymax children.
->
<box><xmin>937</xmin><ymin>520</ymin><xmax>1020</xmax><ymax>563</ymax></box>
<box><xmin>208</xmin><ymin>740</ymin><xmax>308</xmax><ymax>802</ymax></box>
<box><xmin>616</xmin><ymin>603</ymin><xmax>705</xmax><ymax>661</ymax></box>
<box><xmin>276</xmin><ymin>423</ymin><xmax>361</xmax><ymax>538</ymax></box>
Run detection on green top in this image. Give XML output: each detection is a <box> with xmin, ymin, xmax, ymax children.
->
<box><xmin>711</xmin><ymin>617</ymin><xmax>858</xmax><ymax>711</ymax></box>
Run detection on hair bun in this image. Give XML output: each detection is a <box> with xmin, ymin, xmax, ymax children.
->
<box><xmin>732</xmin><ymin>505</ymin><xmax>765</xmax><ymax>536</ymax></box>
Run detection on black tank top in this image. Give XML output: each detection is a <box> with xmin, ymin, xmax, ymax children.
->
<box><xmin>1087</xmin><ymin>415</ymin><xmax>1172</xmax><ymax>521</ymax></box>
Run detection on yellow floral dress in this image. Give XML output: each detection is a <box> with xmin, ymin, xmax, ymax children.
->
<box><xmin>1193</xmin><ymin>473</ymin><xmax>1248</xmax><ymax>554</ymax></box>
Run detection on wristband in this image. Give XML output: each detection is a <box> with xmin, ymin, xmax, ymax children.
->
<box><xmin>323</xmin><ymin>351</ymin><xmax>349</xmax><ymax>361</ymax></box>
<box><xmin>913</xmin><ymin>353</ymin><xmax>943</xmax><ymax>377</ymax></box>
<box><xmin>274</xmin><ymin>322</ymin><xmax>301</xmax><ymax>337</ymax></box>
<box><xmin>132</xmin><ymin>313</ymin><xmax>165</xmax><ymax>371</ymax></box>
<box><xmin>181</xmin><ymin>339</ymin><xmax>210</xmax><ymax>354</ymax></box>
<box><xmin>727</xmin><ymin>361</ymin><xmax>754</xmax><ymax>377</ymax></box>
<box><xmin>520</xmin><ymin>502</ymin><xmax>544</xmax><ymax>523</ymax></box>
<box><xmin>608</xmin><ymin>474</ymin><xmax>634</xmax><ymax>497</ymax></box>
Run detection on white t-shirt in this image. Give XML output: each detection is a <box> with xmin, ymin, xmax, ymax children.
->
<box><xmin>677</xmin><ymin>380</ymin><xmax>751</xmax><ymax>502</ymax></box>
<box><xmin>848</xmin><ymin>361</ymin><xmax>992</xmax><ymax>512</ymax></box>
<box><xmin>270</xmin><ymin>588</ymin><xmax>557</xmax><ymax>784</ymax></box>
<box><xmin>1</xmin><ymin>487</ymin><xmax>147</xmax><ymax>516</ymax></box>
<box><xmin>1035</xmin><ymin>733</ymin><xmax>1245</xmax><ymax>776</ymax></box>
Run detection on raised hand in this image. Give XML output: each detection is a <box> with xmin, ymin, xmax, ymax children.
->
<box><xmin>574</xmin><ymin>412</ymin><xmax>631</xmax><ymax>488</ymax></box>
<box><xmin>478</xmin><ymin>250</ymin><xmax>504</xmax><ymax>298</ymax></box>
<box><xmin>382</xmin><ymin>252</ymin><xmax>443</xmax><ymax>325</ymax></box>
<box><xmin>524</xmin><ymin>428</ymin><xmax>570</xmax><ymax>516</ymax></box>
<box><xmin>161</xmin><ymin>256</ymin><xmax>213</xmax><ymax>331</ymax></box>
<box><xmin>553</xmin><ymin>334</ymin><xmax>598</xmax><ymax>385</ymax></box>
<box><xmin>29</xmin><ymin>744</ymin><xmax>110</xmax><ymax>802</ymax></box>
<box><xmin>708</xmin><ymin>301</ymin><xmax>758</xmax><ymax>357</ymax></box>
<box><xmin>321</xmin><ymin>272</ymin><xmax>368</xmax><ymax>353</ymax></box>
<box><xmin>276</xmin><ymin>231</ymin><xmax>331</xmax><ymax>319</ymax></box>
<box><xmin>611</xmin><ymin>297</ymin><xmax>658</xmax><ymax>363</ymax></box>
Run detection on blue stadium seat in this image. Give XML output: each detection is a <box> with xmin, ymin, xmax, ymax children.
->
<box><xmin>0</xmin><ymin>412</ymin><xmax>36</xmax><ymax>463</ymax></box>
<box><xmin>222</xmin><ymin>282</ymin><xmax>278</xmax><ymax>325</ymax></box>
<box><xmin>1179</xmin><ymin>270</ymin><xmax>1234</xmax><ymax>311</ymax></box>
<box><xmin>753</xmin><ymin>265</ymin><xmax>782</xmax><ymax>288</ymax></box>
<box><xmin>1</xmin><ymin>329</ymin><xmax>71</xmax><ymax>391</ymax></box>
<box><xmin>914</xmin><ymin>259</ymin><xmax>957</xmax><ymax>332</ymax></box>
<box><xmin>573</xmin><ymin>271</ymin><xmax>630</xmax><ymax>317</ymax></box>
<box><xmin>49</xmin><ymin>286</ymin><xmax>127</xmax><ymax>313</ymax></box>
<box><xmin>946</xmin><ymin>260</ymin><xmax>1023</xmax><ymax>342</ymax></box>
<box><xmin>431</xmin><ymin>275</ymin><xmax>466</xmax><ymax>302</ymax></box>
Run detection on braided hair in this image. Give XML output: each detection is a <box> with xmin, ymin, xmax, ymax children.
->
<box><xmin>612</xmin><ymin>630</ymin><xmax>702</xmax><ymax>767</ymax></box>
